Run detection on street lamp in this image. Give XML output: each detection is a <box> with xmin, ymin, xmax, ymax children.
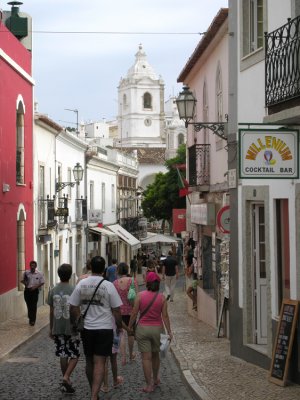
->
<box><xmin>56</xmin><ymin>162</ymin><xmax>84</xmax><ymax>192</ymax></box>
<box><xmin>176</xmin><ymin>86</ymin><xmax>228</xmax><ymax>140</ymax></box>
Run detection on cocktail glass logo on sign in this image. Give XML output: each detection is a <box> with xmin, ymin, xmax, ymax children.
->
<box><xmin>240</xmin><ymin>130</ymin><xmax>298</xmax><ymax>178</ymax></box>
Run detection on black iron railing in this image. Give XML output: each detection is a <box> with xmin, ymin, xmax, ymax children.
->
<box><xmin>38</xmin><ymin>196</ymin><xmax>56</xmax><ymax>229</ymax></box>
<box><xmin>188</xmin><ymin>144</ymin><xmax>210</xmax><ymax>187</ymax></box>
<box><xmin>265</xmin><ymin>16</ymin><xmax>300</xmax><ymax>107</ymax></box>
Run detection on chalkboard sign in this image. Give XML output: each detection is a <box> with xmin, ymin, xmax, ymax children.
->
<box><xmin>269</xmin><ymin>299</ymin><xmax>299</xmax><ymax>386</ymax></box>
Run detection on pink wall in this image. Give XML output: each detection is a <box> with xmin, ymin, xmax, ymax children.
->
<box><xmin>0</xmin><ymin>22</ymin><xmax>33</xmax><ymax>294</ymax></box>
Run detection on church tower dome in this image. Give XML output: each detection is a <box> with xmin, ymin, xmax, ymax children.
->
<box><xmin>126</xmin><ymin>44</ymin><xmax>160</xmax><ymax>81</ymax></box>
<box><xmin>117</xmin><ymin>45</ymin><xmax>165</xmax><ymax>148</ymax></box>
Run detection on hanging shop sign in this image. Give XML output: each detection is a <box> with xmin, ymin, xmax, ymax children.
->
<box><xmin>216</xmin><ymin>205</ymin><xmax>230</xmax><ymax>234</ymax></box>
<box><xmin>239</xmin><ymin>129</ymin><xmax>299</xmax><ymax>178</ymax></box>
<box><xmin>191</xmin><ymin>203</ymin><xmax>215</xmax><ymax>225</ymax></box>
<box><xmin>173</xmin><ymin>209</ymin><xmax>186</xmax><ymax>233</ymax></box>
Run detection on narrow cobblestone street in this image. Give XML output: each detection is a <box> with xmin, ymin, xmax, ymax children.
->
<box><xmin>1</xmin><ymin>279</ymin><xmax>300</xmax><ymax>400</ymax></box>
<box><xmin>0</xmin><ymin>324</ymin><xmax>195</xmax><ymax>400</ymax></box>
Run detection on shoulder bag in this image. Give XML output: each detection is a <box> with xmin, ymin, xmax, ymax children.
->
<box><xmin>76</xmin><ymin>278</ymin><xmax>104</xmax><ymax>332</ymax></box>
<box><xmin>127</xmin><ymin>276</ymin><xmax>136</xmax><ymax>303</ymax></box>
<box><xmin>132</xmin><ymin>291</ymin><xmax>159</xmax><ymax>337</ymax></box>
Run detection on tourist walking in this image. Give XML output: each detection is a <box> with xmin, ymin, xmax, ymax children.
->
<box><xmin>113</xmin><ymin>262</ymin><xmax>138</xmax><ymax>365</ymax></box>
<box><xmin>47</xmin><ymin>263</ymin><xmax>80</xmax><ymax>394</ymax></box>
<box><xmin>128</xmin><ymin>272</ymin><xmax>173</xmax><ymax>393</ymax></box>
<box><xmin>77</xmin><ymin>259</ymin><xmax>92</xmax><ymax>283</ymax></box>
<box><xmin>106</xmin><ymin>258</ymin><xmax>118</xmax><ymax>282</ymax></box>
<box><xmin>162</xmin><ymin>251</ymin><xmax>179</xmax><ymax>301</ymax></box>
<box><xmin>130</xmin><ymin>255</ymin><xmax>138</xmax><ymax>277</ymax></box>
<box><xmin>69</xmin><ymin>256</ymin><xmax>123</xmax><ymax>400</ymax></box>
<box><xmin>101</xmin><ymin>317</ymin><xmax>124</xmax><ymax>393</ymax></box>
<box><xmin>21</xmin><ymin>260</ymin><xmax>45</xmax><ymax>326</ymax></box>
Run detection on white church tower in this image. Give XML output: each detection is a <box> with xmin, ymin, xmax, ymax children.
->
<box><xmin>117</xmin><ymin>44</ymin><xmax>165</xmax><ymax>147</ymax></box>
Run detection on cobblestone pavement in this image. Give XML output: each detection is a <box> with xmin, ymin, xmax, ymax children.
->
<box><xmin>0</xmin><ymin>275</ymin><xmax>300</xmax><ymax>400</ymax></box>
<box><xmin>169</xmin><ymin>280</ymin><xmax>300</xmax><ymax>400</ymax></box>
<box><xmin>0</xmin><ymin>325</ymin><xmax>196</xmax><ymax>400</ymax></box>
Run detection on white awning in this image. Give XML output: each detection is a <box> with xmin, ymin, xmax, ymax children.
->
<box><xmin>89</xmin><ymin>227</ymin><xmax>118</xmax><ymax>242</ymax></box>
<box><xmin>107</xmin><ymin>224</ymin><xmax>141</xmax><ymax>250</ymax></box>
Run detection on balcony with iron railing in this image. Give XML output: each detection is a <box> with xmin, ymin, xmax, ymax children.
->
<box><xmin>188</xmin><ymin>144</ymin><xmax>210</xmax><ymax>189</ymax></box>
<box><xmin>38</xmin><ymin>197</ymin><xmax>56</xmax><ymax>230</ymax></box>
<box><xmin>265</xmin><ymin>15</ymin><xmax>300</xmax><ymax>113</ymax></box>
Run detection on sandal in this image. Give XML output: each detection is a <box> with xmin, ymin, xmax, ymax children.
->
<box><xmin>113</xmin><ymin>376</ymin><xmax>124</xmax><ymax>388</ymax></box>
<box><xmin>130</xmin><ymin>353</ymin><xmax>136</xmax><ymax>361</ymax></box>
<box><xmin>61</xmin><ymin>380</ymin><xmax>75</xmax><ymax>394</ymax></box>
<box><xmin>142</xmin><ymin>386</ymin><xmax>154</xmax><ymax>393</ymax></box>
<box><xmin>154</xmin><ymin>378</ymin><xmax>161</xmax><ymax>387</ymax></box>
<box><xmin>100</xmin><ymin>386</ymin><xmax>110</xmax><ymax>393</ymax></box>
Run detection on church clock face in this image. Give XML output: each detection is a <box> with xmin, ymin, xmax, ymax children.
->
<box><xmin>144</xmin><ymin>118</ymin><xmax>152</xmax><ymax>127</ymax></box>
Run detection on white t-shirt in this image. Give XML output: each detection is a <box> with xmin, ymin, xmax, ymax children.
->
<box><xmin>69</xmin><ymin>276</ymin><xmax>122</xmax><ymax>330</ymax></box>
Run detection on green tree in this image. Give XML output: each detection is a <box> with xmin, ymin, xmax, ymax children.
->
<box><xmin>142</xmin><ymin>145</ymin><xmax>187</xmax><ymax>231</ymax></box>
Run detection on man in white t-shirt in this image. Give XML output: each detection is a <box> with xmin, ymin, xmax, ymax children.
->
<box><xmin>69</xmin><ymin>256</ymin><xmax>122</xmax><ymax>400</ymax></box>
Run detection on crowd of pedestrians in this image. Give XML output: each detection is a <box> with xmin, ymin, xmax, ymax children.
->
<box><xmin>33</xmin><ymin>253</ymin><xmax>174</xmax><ymax>400</ymax></box>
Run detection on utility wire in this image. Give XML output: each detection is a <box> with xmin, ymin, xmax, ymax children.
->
<box><xmin>29</xmin><ymin>30</ymin><xmax>206</xmax><ymax>35</ymax></box>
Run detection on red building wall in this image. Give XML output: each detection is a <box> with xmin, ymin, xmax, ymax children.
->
<box><xmin>0</xmin><ymin>21</ymin><xmax>33</xmax><ymax>295</ymax></box>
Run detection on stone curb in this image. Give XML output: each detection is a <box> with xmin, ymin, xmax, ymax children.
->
<box><xmin>0</xmin><ymin>320</ymin><xmax>49</xmax><ymax>363</ymax></box>
<box><xmin>170</xmin><ymin>342</ymin><xmax>213</xmax><ymax>400</ymax></box>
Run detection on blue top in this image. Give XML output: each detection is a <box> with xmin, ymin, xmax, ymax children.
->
<box><xmin>106</xmin><ymin>265</ymin><xmax>117</xmax><ymax>282</ymax></box>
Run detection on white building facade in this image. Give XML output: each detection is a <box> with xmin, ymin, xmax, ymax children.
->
<box><xmin>228</xmin><ymin>0</ymin><xmax>300</xmax><ymax>383</ymax></box>
<box><xmin>177</xmin><ymin>9</ymin><xmax>229</xmax><ymax>330</ymax></box>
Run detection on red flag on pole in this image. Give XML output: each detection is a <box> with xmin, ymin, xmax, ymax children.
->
<box><xmin>176</xmin><ymin>168</ymin><xmax>190</xmax><ymax>197</ymax></box>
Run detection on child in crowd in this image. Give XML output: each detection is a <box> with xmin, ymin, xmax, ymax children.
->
<box><xmin>101</xmin><ymin>318</ymin><xmax>124</xmax><ymax>393</ymax></box>
<box><xmin>48</xmin><ymin>263</ymin><xmax>80</xmax><ymax>394</ymax></box>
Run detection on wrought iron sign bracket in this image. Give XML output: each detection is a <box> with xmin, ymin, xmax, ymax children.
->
<box><xmin>55</xmin><ymin>182</ymin><xmax>76</xmax><ymax>192</ymax></box>
<box><xmin>189</xmin><ymin>121</ymin><xmax>228</xmax><ymax>141</ymax></box>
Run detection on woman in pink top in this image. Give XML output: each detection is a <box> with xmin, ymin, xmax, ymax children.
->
<box><xmin>128</xmin><ymin>272</ymin><xmax>173</xmax><ymax>393</ymax></box>
<box><xmin>113</xmin><ymin>262</ymin><xmax>138</xmax><ymax>365</ymax></box>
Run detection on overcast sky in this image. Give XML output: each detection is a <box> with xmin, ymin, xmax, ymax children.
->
<box><xmin>12</xmin><ymin>0</ymin><xmax>228</xmax><ymax>128</ymax></box>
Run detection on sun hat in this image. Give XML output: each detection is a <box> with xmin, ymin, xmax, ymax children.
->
<box><xmin>146</xmin><ymin>271</ymin><xmax>161</xmax><ymax>283</ymax></box>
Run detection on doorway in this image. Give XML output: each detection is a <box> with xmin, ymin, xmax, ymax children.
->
<box><xmin>252</xmin><ymin>203</ymin><xmax>267</xmax><ymax>345</ymax></box>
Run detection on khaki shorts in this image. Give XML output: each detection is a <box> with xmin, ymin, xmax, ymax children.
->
<box><xmin>135</xmin><ymin>325</ymin><xmax>163</xmax><ymax>353</ymax></box>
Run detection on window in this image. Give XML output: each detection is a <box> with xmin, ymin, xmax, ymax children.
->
<box><xmin>102</xmin><ymin>182</ymin><xmax>105</xmax><ymax>212</ymax></box>
<box><xmin>250</xmin><ymin>0</ymin><xmax>263</xmax><ymax>52</ymax></box>
<box><xmin>242</xmin><ymin>0</ymin><xmax>264</xmax><ymax>57</ymax></box>
<box><xmin>89</xmin><ymin>181</ymin><xmax>94</xmax><ymax>210</ymax></box>
<box><xmin>67</xmin><ymin>167</ymin><xmax>72</xmax><ymax>199</ymax></box>
<box><xmin>178</xmin><ymin>133</ymin><xmax>185</xmax><ymax>145</ymax></box>
<box><xmin>202</xmin><ymin>81</ymin><xmax>209</xmax><ymax>144</ymax></box>
<box><xmin>216</xmin><ymin>63</ymin><xmax>223</xmax><ymax>123</ymax></box>
<box><xmin>143</xmin><ymin>92</ymin><xmax>152</xmax><ymax>109</ymax></box>
<box><xmin>111</xmin><ymin>184</ymin><xmax>116</xmax><ymax>211</ymax></box>
<box><xmin>16</xmin><ymin>99</ymin><xmax>25</xmax><ymax>184</ymax></box>
<box><xmin>203</xmin><ymin>81</ymin><xmax>209</xmax><ymax>122</ymax></box>
<box><xmin>57</xmin><ymin>164</ymin><xmax>62</xmax><ymax>192</ymax></box>
<box><xmin>275</xmin><ymin>199</ymin><xmax>290</xmax><ymax>313</ymax></box>
<box><xmin>216</xmin><ymin>64</ymin><xmax>224</xmax><ymax>148</ymax></box>
<box><xmin>17</xmin><ymin>205</ymin><xmax>26</xmax><ymax>290</ymax></box>
<box><xmin>38</xmin><ymin>165</ymin><xmax>46</xmax><ymax>227</ymax></box>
